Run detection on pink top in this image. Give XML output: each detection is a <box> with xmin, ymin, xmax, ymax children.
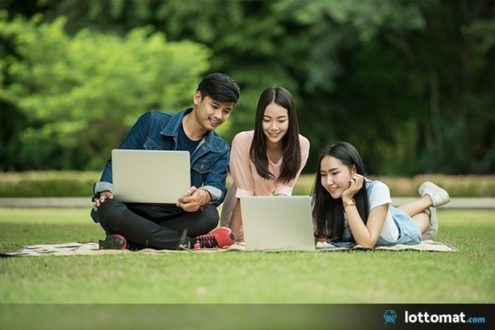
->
<box><xmin>220</xmin><ymin>130</ymin><xmax>310</xmax><ymax>228</ymax></box>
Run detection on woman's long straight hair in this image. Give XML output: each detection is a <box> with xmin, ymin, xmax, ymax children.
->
<box><xmin>312</xmin><ymin>142</ymin><xmax>369</xmax><ymax>241</ymax></box>
<box><xmin>250</xmin><ymin>87</ymin><xmax>301</xmax><ymax>183</ymax></box>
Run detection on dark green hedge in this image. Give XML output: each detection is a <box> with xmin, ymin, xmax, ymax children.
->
<box><xmin>0</xmin><ymin>171</ymin><xmax>100</xmax><ymax>197</ymax></box>
<box><xmin>1</xmin><ymin>172</ymin><xmax>494</xmax><ymax>198</ymax></box>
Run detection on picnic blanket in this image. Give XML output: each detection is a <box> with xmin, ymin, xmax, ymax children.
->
<box><xmin>316</xmin><ymin>240</ymin><xmax>458</xmax><ymax>252</ymax></box>
<box><xmin>0</xmin><ymin>240</ymin><xmax>457</xmax><ymax>257</ymax></box>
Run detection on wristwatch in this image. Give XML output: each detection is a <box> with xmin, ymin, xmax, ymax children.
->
<box><xmin>343</xmin><ymin>199</ymin><xmax>356</xmax><ymax>208</ymax></box>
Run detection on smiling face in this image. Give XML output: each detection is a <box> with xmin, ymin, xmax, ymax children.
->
<box><xmin>193</xmin><ymin>91</ymin><xmax>234</xmax><ymax>131</ymax></box>
<box><xmin>261</xmin><ymin>102</ymin><xmax>289</xmax><ymax>145</ymax></box>
<box><xmin>320</xmin><ymin>155</ymin><xmax>356</xmax><ymax>199</ymax></box>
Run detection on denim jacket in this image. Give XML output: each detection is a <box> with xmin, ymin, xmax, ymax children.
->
<box><xmin>91</xmin><ymin>109</ymin><xmax>230</xmax><ymax>221</ymax></box>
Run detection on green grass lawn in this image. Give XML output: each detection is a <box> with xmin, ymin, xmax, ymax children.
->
<box><xmin>0</xmin><ymin>208</ymin><xmax>494</xmax><ymax>304</ymax></box>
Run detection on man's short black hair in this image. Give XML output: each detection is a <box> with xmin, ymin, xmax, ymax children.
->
<box><xmin>197</xmin><ymin>73</ymin><xmax>240</xmax><ymax>103</ymax></box>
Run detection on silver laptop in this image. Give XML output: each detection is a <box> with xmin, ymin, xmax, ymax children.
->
<box><xmin>240</xmin><ymin>196</ymin><xmax>316</xmax><ymax>251</ymax></box>
<box><xmin>111</xmin><ymin>149</ymin><xmax>190</xmax><ymax>203</ymax></box>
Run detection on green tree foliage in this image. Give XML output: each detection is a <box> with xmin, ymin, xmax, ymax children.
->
<box><xmin>0</xmin><ymin>0</ymin><xmax>493</xmax><ymax>175</ymax></box>
<box><xmin>274</xmin><ymin>0</ymin><xmax>495</xmax><ymax>175</ymax></box>
<box><xmin>0</xmin><ymin>12</ymin><xmax>210</xmax><ymax>170</ymax></box>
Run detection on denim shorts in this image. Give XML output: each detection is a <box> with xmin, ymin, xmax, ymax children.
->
<box><xmin>375</xmin><ymin>207</ymin><xmax>422</xmax><ymax>246</ymax></box>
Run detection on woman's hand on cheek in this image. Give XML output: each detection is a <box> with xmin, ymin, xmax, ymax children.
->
<box><xmin>342</xmin><ymin>174</ymin><xmax>364</xmax><ymax>200</ymax></box>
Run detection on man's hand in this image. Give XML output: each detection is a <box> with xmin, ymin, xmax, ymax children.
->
<box><xmin>93</xmin><ymin>191</ymin><xmax>113</xmax><ymax>211</ymax></box>
<box><xmin>177</xmin><ymin>187</ymin><xmax>211</xmax><ymax>212</ymax></box>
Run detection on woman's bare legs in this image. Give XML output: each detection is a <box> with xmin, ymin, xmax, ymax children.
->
<box><xmin>397</xmin><ymin>182</ymin><xmax>450</xmax><ymax>239</ymax></box>
<box><xmin>410</xmin><ymin>212</ymin><xmax>430</xmax><ymax>234</ymax></box>
<box><xmin>399</xmin><ymin>196</ymin><xmax>432</xmax><ymax>217</ymax></box>
<box><xmin>398</xmin><ymin>196</ymin><xmax>433</xmax><ymax>234</ymax></box>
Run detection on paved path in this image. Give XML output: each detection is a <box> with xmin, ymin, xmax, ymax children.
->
<box><xmin>0</xmin><ymin>197</ymin><xmax>493</xmax><ymax>209</ymax></box>
<box><xmin>393</xmin><ymin>197</ymin><xmax>494</xmax><ymax>209</ymax></box>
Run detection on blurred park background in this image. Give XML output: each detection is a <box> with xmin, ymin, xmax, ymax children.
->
<box><xmin>0</xmin><ymin>0</ymin><xmax>494</xmax><ymax>180</ymax></box>
<box><xmin>1</xmin><ymin>1</ymin><xmax>494</xmax><ymax>313</ymax></box>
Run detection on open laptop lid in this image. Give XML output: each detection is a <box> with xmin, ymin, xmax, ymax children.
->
<box><xmin>240</xmin><ymin>196</ymin><xmax>316</xmax><ymax>251</ymax></box>
<box><xmin>111</xmin><ymin>149</ymin><xmax>190</xmax><ymax>203</ymax></box>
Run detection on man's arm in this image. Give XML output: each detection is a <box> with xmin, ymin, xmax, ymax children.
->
<box><xmin>177</xmin><ymin>142</ymin><xmax>230</xmax><ymax>212</ymax></box>
<box><xmin>200</xmin><ymin>143</ymin><xmax>230</xmax><ymax>206</ymax></box>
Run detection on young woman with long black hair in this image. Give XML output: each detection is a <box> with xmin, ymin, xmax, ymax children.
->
<box><xmin>220</xmin><ymin>87</ymin><xmax>310</xmax><ymax>241</ymax></box>
<box><xmin>312</xmin><ymin>142</ymin><xmax>450</xmax><ymax>248</ymax></box>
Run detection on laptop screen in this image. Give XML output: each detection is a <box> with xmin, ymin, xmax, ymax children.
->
<box><xmin>112</xmin><ymin>149</ymin><xmax>190</xmax><ymax>203</ymax></box>
<box><xmin>240</xmin><ymin>196</ymin><xmax>315</xmax><ymax>251</ymax></box>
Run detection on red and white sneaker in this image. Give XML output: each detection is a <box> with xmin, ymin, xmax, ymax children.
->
<box><xmin>98</xmin><ymin>234</ymin><xmax>128</xmax><ymax>250</ymax></box>
<box><xmin>192</xmin><ymin>227</ymin><xmax>235</xmax><ymax>249</ymax></box>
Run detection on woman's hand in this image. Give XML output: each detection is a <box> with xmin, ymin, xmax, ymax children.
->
<box><xmin>342</xmin><ymin>174</ymin><xmax>364</xmax><ymax>201</ymax></box>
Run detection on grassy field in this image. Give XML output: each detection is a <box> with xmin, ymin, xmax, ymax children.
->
<box><xmin>0</xmin><ymin>208</ymin><xmax>494</xmax><ymax>304</ymax></box>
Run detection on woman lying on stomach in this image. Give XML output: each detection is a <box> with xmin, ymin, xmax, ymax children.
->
<box><xmin>312</xmin><ymin>141</ymin><xmax>450</xmax><ymax>248</ymax></box>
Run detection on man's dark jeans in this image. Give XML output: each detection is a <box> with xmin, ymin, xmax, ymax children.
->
<box><xmin>96</xmin><ymin>199</ymin><xmax>218</xmax><ymax>249</ymax></box>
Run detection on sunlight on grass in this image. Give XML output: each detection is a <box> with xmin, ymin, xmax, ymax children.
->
<box><xmin>0</xmin><ymin>208</ymin><xmax>494</xmax><ymax>304</ymax></box>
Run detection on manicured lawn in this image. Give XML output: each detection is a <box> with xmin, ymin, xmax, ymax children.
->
<box><xmin>0</xmin><ymin>208</ymin><xmax>494</xmax><ymax>304</ymax></box>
